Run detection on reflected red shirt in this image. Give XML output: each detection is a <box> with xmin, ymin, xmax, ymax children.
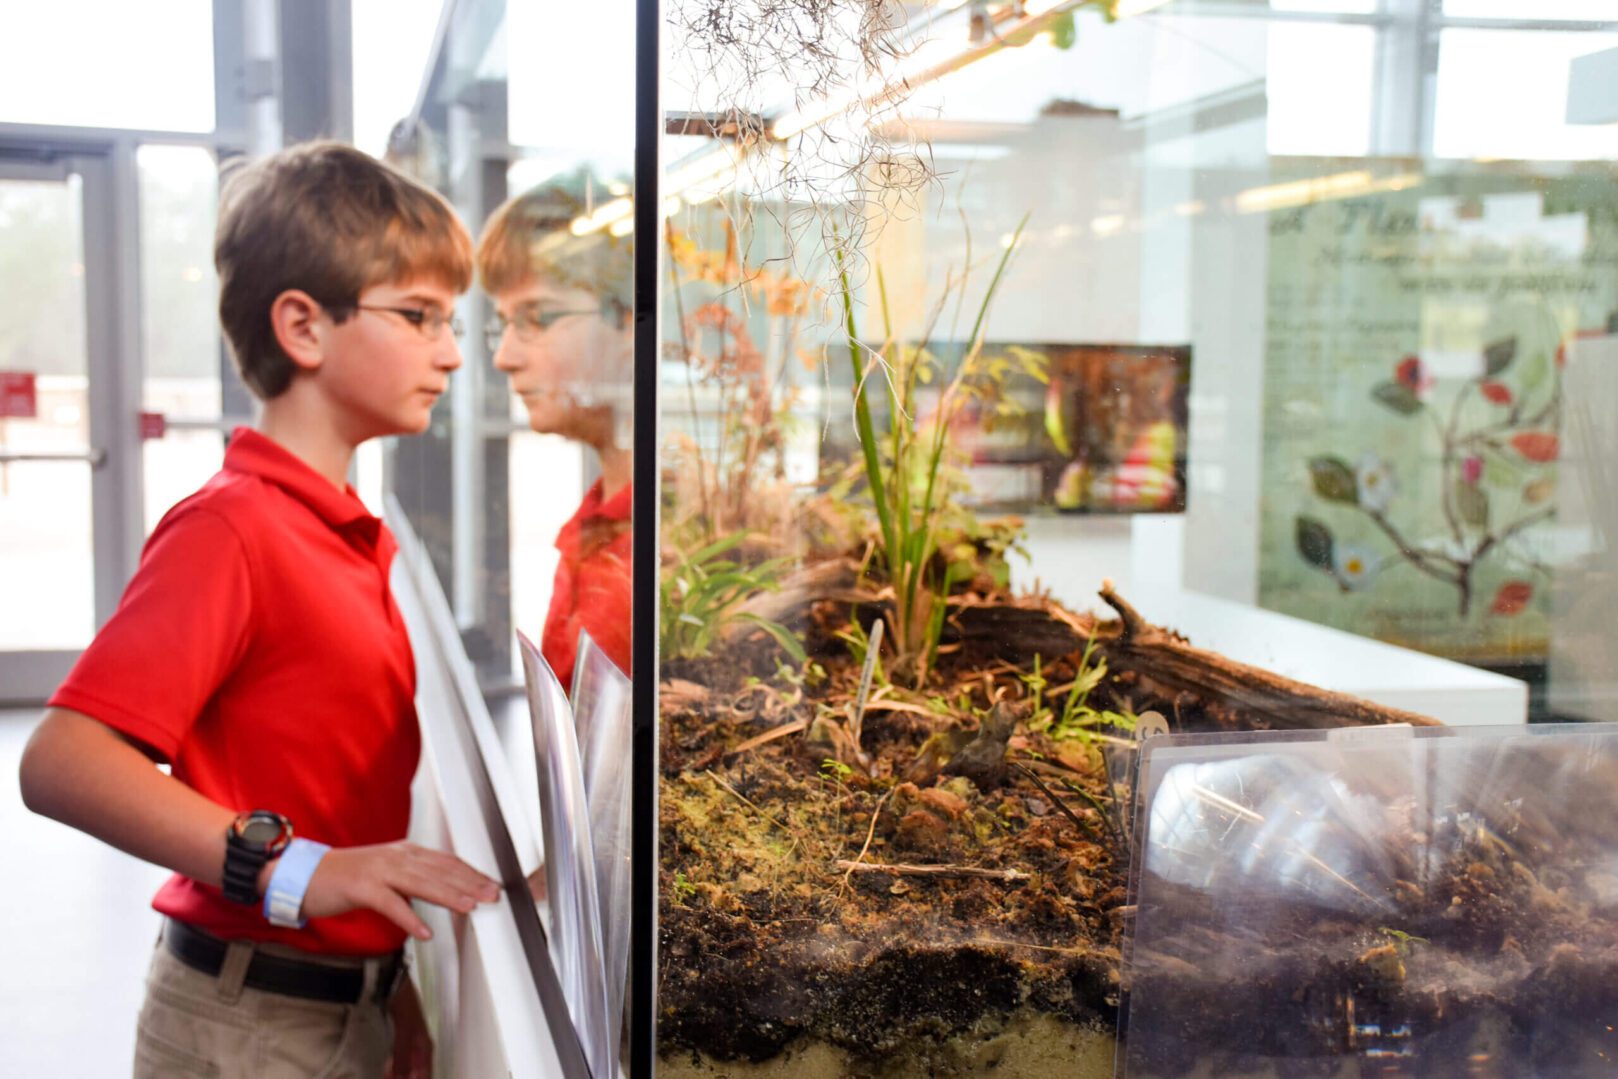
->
<box><xmin>542</xmin><ymin>479</ymin><xmax>632</xmax><ymax>693</ymax></box>
<box><xmin>50</xmin><ymin>428</ymin><xmax>418</xmax><ymax>956</ymax></box>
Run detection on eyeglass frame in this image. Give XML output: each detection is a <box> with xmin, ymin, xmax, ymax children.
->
<box><xmin>482</xmin><ymin>306</ymin><xmax>603</xmax><ymax>354</ymax></box>
<box><xmin>349</xmin><ymin>303</ymin><xmax>467</xmax><ymax>342</ymax></box>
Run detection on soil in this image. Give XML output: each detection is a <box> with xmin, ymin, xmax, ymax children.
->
<box><xmin>655</xmin><ymin>585</ymin><xmax>1423</xmax><ymax>1075</ymax></box>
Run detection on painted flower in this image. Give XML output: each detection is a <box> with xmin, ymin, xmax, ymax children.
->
<box><xmin>1461</xmin><ymin>455</ymin><xmax>1483</xmax><ymax>486</ymax></box>
<box><xmin>1395</xmin><ymin>355</ymin><xmax>1434</xmax><ymax>399</ymax></box>
<box><xmin>1332</xmin><ymin>544</ymin><xmax>1379</xmax><ymax>591</ymax></box>
<box><xmin>1355</xmin><ymin>452</ymin><xmax>1397</xmax><ymax>513</ymax></box>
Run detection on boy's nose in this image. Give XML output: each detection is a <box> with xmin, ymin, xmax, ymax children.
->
<box><xmin>491</xmin><ymin>337</ymin><xmax>518</xmax><ymax>373</ymax></box>
<box><xmin>436</xmin><ymin>335</ymin><xmax>463</xmax><ymax>372</ymax></box>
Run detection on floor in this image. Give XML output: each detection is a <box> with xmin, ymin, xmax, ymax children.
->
<box><xmin>0</xmin><ymin>707</ymin><xmax>168</xmax><ymax>1078</ymax></box>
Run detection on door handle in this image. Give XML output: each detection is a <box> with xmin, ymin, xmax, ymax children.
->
<box><xmin>0</xmin><ymin>448</ymin><xmax>107</xmax><ymax>468</ymax></box>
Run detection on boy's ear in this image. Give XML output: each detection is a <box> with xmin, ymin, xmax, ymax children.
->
<box><xmin>269</xmin><ymin>289</ymin><xmax>329</xmax><ymax>373</ymax></box>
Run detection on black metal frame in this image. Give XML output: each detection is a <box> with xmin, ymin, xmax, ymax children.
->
<box><xmin>630</xmin><ymin>0</ymin><xmax>662</xmax><ymax>1073</ymax></box>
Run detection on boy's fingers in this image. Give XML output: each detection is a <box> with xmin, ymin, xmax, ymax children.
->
<box><xmin>388</xmin><ymin>862</ymin><xmax>497</xmax><ymax>913</ymax></box>
<box><xmin>369</xmin><ymin>885</ymin><xmax>432</xmax><ymax>940</ymax></box>
<box><xmin>396</xmin><ymin>848</ymin><xmax>501</xmax><ymax>901</ymax></box>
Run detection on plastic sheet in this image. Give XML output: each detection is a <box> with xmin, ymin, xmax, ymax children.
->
<box><xmin>518</xmin><ymin>629</ymin><xmax>614</xmax><ymax>1078</ymax></box>
<box><xmin>571</xmin><ymin>629</ymin><xmax>633</xmax><ymax>1059</ymax></box>
<box><xmin>1121</xmin><ymin>723</ymin><xmax>1618</xmax><ymax>1077</ymax></box>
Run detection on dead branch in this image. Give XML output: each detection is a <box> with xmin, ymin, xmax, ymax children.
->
<box><xmin>1098</xmin><ymin>577</ymin><xmax>1148</xmax><ymax>642</ymax></box>
<box><xmin>839</xmin><ymin>790</ymin><xmax>895</xmax><ymax>898</ymax></box>
<box><xmin>727</xmin><ymin>718</ymin><xmax>809</xmax><ymax>757</ymax></box>
<box><xmin>1013</xmin><ymin>762</ymin><xmax>1108</xmax><ymax>842</ymax></box>
<box><xmin>705</xmin><ymin>769</ymin><xmax>797</xmax><ymax>836</ymax></box>
<box><xmin>1094</xmin><ymin>584</ymin><xmax>1440</xmax><ymax>730</ymax></box>
<box><xmin>833</xmin><ymin>859</ymin><xmax>1030</xmax><ymax>882</ymax></box>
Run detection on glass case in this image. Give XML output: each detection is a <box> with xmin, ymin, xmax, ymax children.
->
<box><xmin>633</xmin><ymin>1</ymin><xmax>1618</xmax><ymax>1076</ymax></box>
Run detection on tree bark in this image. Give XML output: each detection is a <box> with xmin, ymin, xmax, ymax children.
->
<box><xmin>1093</xmin><ymin>581</ymin><xmax>1440</xmax><ymax>730</ymax></box>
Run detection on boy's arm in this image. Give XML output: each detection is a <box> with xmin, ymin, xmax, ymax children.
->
<box><xmin>19</xmin><ymin>707</ymin><xmax>500</xmax><ymax>938</ymax></box>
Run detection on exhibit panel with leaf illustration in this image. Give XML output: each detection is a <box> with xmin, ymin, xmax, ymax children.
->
<box><xmin>1293</xmin><ymin>335</ymin><xmax>1558</xmax><ymax>619</ymax></box>
<box><xmin>1257</xmin><ymin>162</ymin><xmax>1618</xmax><ymax>662</ymax></box>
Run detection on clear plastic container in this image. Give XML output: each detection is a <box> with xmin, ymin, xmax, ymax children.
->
<box><xmin>1121</xmin><ymin>723</ymin><xmax>1618</xmax><ymax>1077</ymax></box>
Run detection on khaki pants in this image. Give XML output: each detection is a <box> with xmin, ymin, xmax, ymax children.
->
<box><xmin>133</xmin><ymin>939</ymin><xmax>393</xmax><ymax>1078</ymax></box>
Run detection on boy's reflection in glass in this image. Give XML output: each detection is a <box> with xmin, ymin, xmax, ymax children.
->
<box><xmin>477</xmin><ymin>188</ymin><xmax>633</xmax><ymax>695</ymax></box>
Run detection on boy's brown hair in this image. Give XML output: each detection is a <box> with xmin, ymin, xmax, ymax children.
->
<box><xmin>475</xmin><ymin>186</ymin><xmax>632</xmax><ymax>317</ymax></box>
<box><xmin>215</xmin><ymin>141</ymin><xmax>473</xmax><ymax>400</ymax></box>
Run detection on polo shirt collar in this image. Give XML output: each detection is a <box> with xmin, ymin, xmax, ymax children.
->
<box><xmin>580</xmin><ymin>478</ymin><xmax>632</xmax><ymax>523</ymax></box>
<box><xmin>224</xmin><ymin>427</ymin><xmax>378</xmax><ymax>535</ymax></box>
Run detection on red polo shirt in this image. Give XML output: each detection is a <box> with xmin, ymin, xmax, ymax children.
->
<box><xmin>50</xmin><ymin>428</ymin><xmax>418</xmax><ymax>956</ymax></box>
<box><xmin>541</xmin><ymin>479</ymin><xmax>632</xmax><ymax>693</ymax></box>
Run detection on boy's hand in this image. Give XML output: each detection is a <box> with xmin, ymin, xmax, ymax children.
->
<box><xmin>299</xmin><ymin>841</ymin><xmax>502</xmax><ymax>939</ymax></box>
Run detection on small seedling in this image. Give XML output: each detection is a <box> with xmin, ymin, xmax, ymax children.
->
<box><xmin>821</xmin><ymin>758</ymin><xmax>855</xmax><ymax>785</ymax></box>
<box><xmin>1378</xmin><ymin>927</ymin><xmax>1429</xmax><ymax>955</ymax></box>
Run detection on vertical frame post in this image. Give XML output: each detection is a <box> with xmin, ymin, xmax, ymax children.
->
<box><xmin>630</xmin><ymin>0</ymin><xmax>663</xmax><ymax>1071</ymax></box>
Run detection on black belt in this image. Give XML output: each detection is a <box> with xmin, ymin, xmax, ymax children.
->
<box><xmin>162</xmin><ymin>918</ymin><xmax>406</xmax><ymax>1005</ymax></box>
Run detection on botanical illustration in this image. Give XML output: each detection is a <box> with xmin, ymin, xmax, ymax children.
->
<box><xmin>1294</xmin><ymin>336</ymin><xmax>1560</xmax><ymax>618</ymax></box>
<box><xmin>1258</xmin><ymin>164</ymin><xmax>1618</xmax><ymax>661</ymax></box>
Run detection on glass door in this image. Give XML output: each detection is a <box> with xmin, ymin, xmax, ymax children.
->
<box><xmin>0</xmin><ymin>148</ymin><xmax>140</xmax><ymax>703</ymax></box>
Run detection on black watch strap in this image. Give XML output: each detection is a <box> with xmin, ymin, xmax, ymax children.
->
<box><xmin>222</xmin><ymin>851</ymin><xmax>266</xmax><ymax>904</ymax></box>
<box><xmin>223</xmin><ymin>811</ymin><xmax>293</xmax><ymax>905</ymax></box>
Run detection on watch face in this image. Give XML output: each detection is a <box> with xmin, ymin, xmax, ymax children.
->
<box><xmin>238</xmin><ymin>814</ymin><xmax>287</xmax><ymax>846</ymax></box>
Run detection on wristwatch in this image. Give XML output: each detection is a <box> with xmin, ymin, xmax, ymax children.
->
<box><xmin>223</xmin><ymin>810</ymin><xmax>294</xmax><ymax>904</ymax></box>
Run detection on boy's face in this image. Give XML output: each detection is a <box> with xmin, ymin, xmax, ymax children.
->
<box><xmin>322</xmin><ymin>279</ymin><xmax>463</xmax><ymax>438</ymax></box>
<box><xmin>489</xmin><ymin>275</ymin><xmax>632</xmax><ymax>445</ymax></box>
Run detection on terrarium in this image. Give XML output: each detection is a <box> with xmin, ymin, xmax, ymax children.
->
<box><xmin>626</xmin><ymin>0</ymin><xmax>1618</xmax><ymax>1075</ymax></box>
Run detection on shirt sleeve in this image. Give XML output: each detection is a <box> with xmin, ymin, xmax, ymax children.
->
<box><xmin>49</xmin><ymin>507</ymin><xmax>254</xmax><ymax>762</ymax></box>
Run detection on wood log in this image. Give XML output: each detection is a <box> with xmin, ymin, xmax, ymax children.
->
<box><xmin>724</xmin><ymin>554</ymin><xmax>1438</xmax><ymax>731</ymax></box>
<box><xmin>1094</xmin><ymin>580</ymin><xmax>1439</xmax><ymax>730</ymax></box>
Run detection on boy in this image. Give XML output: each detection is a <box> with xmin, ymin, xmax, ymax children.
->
<box><xmin>475</xmin><ymin>187</ymin><xmax>634</xmax><ymax>691</ymax></box>
<box><xmin>18</xmin><ymin>141</ymin><xmax>500</xmax><ymax>1079</ymax></box>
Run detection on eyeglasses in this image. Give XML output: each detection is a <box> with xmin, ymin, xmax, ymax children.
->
<box><xmin>483</xmin><ymin>307</ymin><xmax>599</xmax><ymax>354</ymax></box>
<box><xmin>354</xmin><ymin>304</ymin><xmax>466</xmax><ymax>341</ymax></box>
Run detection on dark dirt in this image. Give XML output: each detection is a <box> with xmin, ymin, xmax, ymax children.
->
<box><xmin>655</xmin><ymin>590</ymin><xmax>1316</xmax><ymax>1072</ymax></box>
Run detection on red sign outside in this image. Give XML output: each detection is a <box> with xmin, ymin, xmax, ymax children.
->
<box><xmin>0</xmin><ymin>371</ymin><xmax>37</xmax><ymax>419</ymax></box>
<box><xmin>139</xmin><ymin>411</ymin><xmax>167</xmax><ymax>440</ymax></box>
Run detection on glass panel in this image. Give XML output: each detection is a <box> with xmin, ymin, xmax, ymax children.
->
<box><xmin>138</xmin><ymin>145</ymin><xmax>225</xmax><ymax>533</ymax></box>
<box><xmin>650</xmin><ymin>1</ymin><xmax>1618</xmax><ymax>1074</ymax></box>
<box><xmin>0</xmin><ymin>3</ymin><xmax>214</xmax><ymax>132</ymax></box>
<box><xmin>0</xmin><ymin>176</ymin><xmax>91</xmax><ymax>650</ymax></box>
<box><xmin>1121</xmin><ymin>723</ymin><xmax>1618</xmax><ymax>1075</ymax></box>
<box><xmin>391</xmin><ymin>0</ymin><xmax>639</xmax><ymax>1057</ymax></box>
<box><xmin>509</xmin><ymin>431</ymin><xmax>585</xmax><ymax>677</ymax></box>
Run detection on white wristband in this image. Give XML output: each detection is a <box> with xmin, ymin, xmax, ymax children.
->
<box><xmin>263</xmin><ymin>837</ymin><xmax>331</xmax><ymax>929</ymax></box>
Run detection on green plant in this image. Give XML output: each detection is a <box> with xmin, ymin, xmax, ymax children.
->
<box><xmin>1029</xmin><ymin>638</ymin><xmax>1137</xmax><ymax>744</ymax></box>
<box><xmin>820</xmin><ymin>758</ymin><xmax>854</xmax><ymax>784</ymax></box>
<box><xmin>661</xmin><ymin>530</ymin><xmax>806</xmax><ymax>662</ymax></box>
<box><xmin>1021</xmin><ymin>654</ymin><xmax>1049</xmax><ymax>722</ymax></box>
<box><xmin>670</xmin><ymin>870</ymin><xmax>698</xmax><ymax>906</ymax></box>
<box><xmin>834</xmin><ymin>214</ymin><xmax>1045</xmax><ymax>685</ymax></box>
<box><xmin>1378</xmin><ymin>927</ymin><xmax>1429</xmax><ymax>955</ymax></box>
